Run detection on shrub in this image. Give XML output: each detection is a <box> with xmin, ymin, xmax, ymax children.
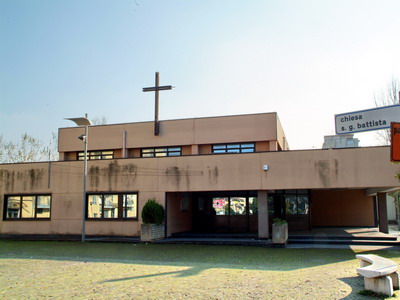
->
<box><xmin>273</xmin><ymin>218</ymin><xmax>288</xmax><ymax>225</ymax></box>
<box><xmin>141</xmin><ymin>199</ymin><xmax>165</xmax><ymax>225</ymax></box>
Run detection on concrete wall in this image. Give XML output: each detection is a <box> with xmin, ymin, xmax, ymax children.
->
<box><xmin>1</xmin><ymin>146</ymin><xmax>399</xmax><ymax>236</ymax></box>
<box><xmin>166</xmin><ymin>192</ymin><xmax>193</xmax><ymax>236</ymax></box>
<box><xmin>259</xmin><ymin>147</ymin><xmax>400</xmax><ymax>190</ymax></box>
<box><xmin>311</xmin><ymin>189</ymin><xmax>375</xmax><ymax>227</ymax></box>
<box><xmin>276</xmin><ymin>115</ymin><xmax>288</xmax><ymax>150</ymax></box>
<box><xmin>58</xmin><ymin>113</ymin><xmax>280</xmax><ymax>153</ymax></box>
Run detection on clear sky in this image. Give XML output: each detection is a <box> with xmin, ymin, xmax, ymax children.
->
<box><xmin>1</xmin><ymin>0</ymin><xmax>400</xmax><ymax>150</ymax></box>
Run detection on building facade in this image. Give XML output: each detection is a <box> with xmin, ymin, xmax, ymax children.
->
<box><xmin>322</xmin><ymin>134</ymin><xmax>360</xmax><ymax>149</ymax></box>
<box><xmin>1</xmin><ymin>112</ymin><xmax>399</xmax><ymax>238</ymax></box>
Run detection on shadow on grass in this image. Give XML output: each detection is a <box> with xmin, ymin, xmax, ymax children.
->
<box><xmin>0</xmin><ymin>240</ymin><xmax>398</xmax><ymax>273</ymax></box>
<box><xmin>339</xmin><ymin>276</ymin><xmax>363</xmax><ymax>299</ymax></box>
<box><xmin>102</xmin><ymin>266</ymin><xmax>206</xmax><ymax>283</ymax></box>
<box><xmin>339</xmin><ymin>275</ymin><xmax>400</xmax><ymax>299</ymax></box>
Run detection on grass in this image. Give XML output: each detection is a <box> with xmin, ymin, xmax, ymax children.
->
<box><xmin>0</xmin><ymin>240</ymin><xmax>400</xmax><ymax>299</ymax></box>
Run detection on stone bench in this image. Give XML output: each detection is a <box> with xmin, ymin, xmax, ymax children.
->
<box><xmin>356</xmin><ymin>254</ymin><xmax>399</xmax><ymax>296</ymax></box>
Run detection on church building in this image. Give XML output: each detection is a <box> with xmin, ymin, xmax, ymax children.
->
<box><xmin>1</xmin><ymin>111</ymin><xmax>399</xmax><ymax>239</ymax></box>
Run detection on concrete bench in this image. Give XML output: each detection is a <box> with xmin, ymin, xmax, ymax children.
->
<box><xmin>356</xmin><ymin>254</ymin><xmax>399</xmax><ymax>296</ymax></box>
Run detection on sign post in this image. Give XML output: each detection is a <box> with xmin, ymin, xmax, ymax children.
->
<box><xmin>335</xmin><ymin>104</ymin><xmax>400</xmax><ymax>135</ymax></box>
<box><xmin>391</xmin><ymin>122</ymin><xmax>400</xmax><ymax>162</ymax></box>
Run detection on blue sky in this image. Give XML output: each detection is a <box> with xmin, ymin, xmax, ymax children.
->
<box><xmin>1</xmin><ymin>0</ymin><xmax>400</xmax><ymax>149</ymax></box>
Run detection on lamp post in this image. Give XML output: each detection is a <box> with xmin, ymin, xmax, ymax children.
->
<box><xmin>65</xmin><ymin>115</ymin><xmax>92</xmax><ymax>242</ymax></box>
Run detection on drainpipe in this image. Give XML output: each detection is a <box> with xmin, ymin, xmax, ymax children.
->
<box><xmin>122</xmin><ymin>130</ymin><xmax>127</xmax><ymax>158</ymax></box>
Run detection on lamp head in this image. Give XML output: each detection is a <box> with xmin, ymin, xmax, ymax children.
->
<box><xmin>78</xmin><ymin>134</ymin><xmax>87</xmax><ymax>142</ymax></box>
<box><xmin>65</xmin><ymin>117</ymin><xmax>92</xmax><ymax>126</ymax></box>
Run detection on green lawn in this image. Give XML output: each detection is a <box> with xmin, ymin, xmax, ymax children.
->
<box><xmin>0</xmin><ymin>240</ymin><xmax>399</xmax><ymax>299</ymax></box>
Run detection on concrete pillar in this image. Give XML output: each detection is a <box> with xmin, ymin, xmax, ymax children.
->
<box><xmin>377</xmin><ymin>192</ymin><xmax>389</xmax><ymax>234</ymax></box>
<box><xmin>191</xmin><ymin>144</ymin><xmax>199</xmax><ymax>155</ymax></box>
<box><xmin>364</xmin><ymin>276</ymin><xmax>393</xmax><ymax>297</ymax></box>
<box><xmin>258</xmin><ymin>190</ymin><xmax>269</xmax><ymax>239</ymax></box>
<box><xmin>269</xmin><ymin>141</ymin><xmax>278</xmax><ymax>151</ymax></box>
<box><xmin>390</xmin><ymin>271</ymin><xmax>400</xmax><ymax>290</ymax></box>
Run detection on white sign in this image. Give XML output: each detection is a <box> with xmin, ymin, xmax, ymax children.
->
<box><xmin>335</xmin><ymin>104</ymin><xmax>400</xmax><ymax>134</ymax></box>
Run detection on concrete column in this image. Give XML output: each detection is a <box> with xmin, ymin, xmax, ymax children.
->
<box><xmin>191</xmin><ymin>144</ymin><xmax>199</xmax><ymax>155</ymax></box>
<box><xmin>364</xmin><ymin>276</ymin><xmax>393</xmax><ymax>297</ymax></box>
<box><xmin>258</xmin><ymin>190</ymin><xmax>269</xmax><ymax>239</ymax></box>
<box><xmin>269</xmin><ymin>141</ymin><xmax>278</xmax><ymax>151</ymax></box>
<box><xmin>377</xmin><ymin>192</ymin><xmax>389</xmax><ymax>234</ymax></box>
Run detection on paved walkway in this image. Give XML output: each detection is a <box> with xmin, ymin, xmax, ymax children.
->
<box><xmin>157</xmin><ymin>226</ymin><xmax>400</xmax><ymax>250</ymax></box>
<box><xmin>287</xmin><ymin>225</ymin><xmax>400</xmax><ymax>250</ymax></box>
<box><xmin>389</xmin><ymin>224</ymin><xmax>400</xmax><ymax>237</ymax></box>
<box><xmin>290</xmin><ymin>226</ymin><xmax>399</xmax><ymax>239</ymax></box>
<box><xmin>286</xmin><ymin>244</ymin><xmax>400</xmax><ymax>250</ymax></box>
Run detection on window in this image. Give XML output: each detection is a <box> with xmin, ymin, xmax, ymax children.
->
<box><xmin>284</xmin><ymin>190</ymin><xmax>309</xmax><ymax>215</ymax></box>
<box><xmin>87</xmin><ymin>193</ymin><xmax>138</xmax><ymax>220</ymax></box>
<box><xmin>180</xmin><ymin>194</ymin><xmax>190</xmax><ymax>211</ymax></box>
<box><xmin>268</xmin><ymin>190</ymin><xmax>310</xmax><ymax>218</ymax></box>
<box><xmin>78</xmin><ymin>150</ymin><xmax>114</xmax><ymax>160</ymax></box>
<box><xmin>297</xmin><ymin>194</ymin><xmax>309</xmax><ymax>215</ymax></box>
<box><xmin>267</xmin><ymin>195</ymin><xmax>275</xmax><ymax>215</ymax></box>
<box><xmin>212</xmin><ymin>197</ymin><xmax>229</xmax><ymax>215</ymax></box>
<box><xmin>249</xmin><ymin>197</ymin><xmax>258</xmax><ymax>215</ymax></box>
<box><xmin>230</xmin><ymin>197</ymin><xmax>246</xmax><ymax>215</ymax></box>
<box><xmin>141</xmin><ymin>147</ymin><xmax>182</xmax><ymax>157</ymax></box>
<box><xmin>4</xmin><ymin>195</ymin><xmax>51</xmax><ymax>220</ymax></box>
<box><xmin>285</xmin><ymin>195</ymin><xmax>297</xmax><ymax>215</ymax></box>
<box><xmin>212</xmin><ymin>195</ymin><xmax>256</xmax><ymax>216</ymax></box>
<box><xmin>212</xmin><ymin>143</ymin><xmax>255</xmax><ymax>154</ymax></box>
<box><xmin>123</xmin><ymin>194</ymin><xmax>137</xmax><ymax>218</ymax></box>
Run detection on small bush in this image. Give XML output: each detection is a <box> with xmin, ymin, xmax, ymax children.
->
<box><xmin>141</xmin><ymin>199</ymin><xmax>165</xmax><ymax>225</ymax></box>
<box><xmin>273</xmin><ymin>218</ymin><xmax>288</xmax><ymax>225</ymax></box>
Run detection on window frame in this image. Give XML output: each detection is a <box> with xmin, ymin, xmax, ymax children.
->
<box><xmin>268</xmin><ymin>190</ymin><xmax>310</xmax><ymax>217</ymax></box>
<box><xmin>212</xmin><ymin>194</ymin><xmax>257</xmax><ymax>216</ymax></box>
<box><xmin>86</xmin><ymin>192</ymin><xmax>138</xmax><ymax>220</ymax></box>
<box><xmin>284</xmin><ymin>190</ymin><xmax>309</xmax><ymax>215</ymax></box>
<box><xmin>141</xmin><ymin>146</ymin><xmax>182</xmax><ymax>158</ymax></box>
<box><xmin>77</xmin><ymin>150</ymin><xmax>114</xmax><ymax>161</ymax></box>
<box><xmin>3</xmin><ymin>194</ymin><xmax>52</xmax><ymax>221</ymax></box>
<box><xmin>212</xmin><ymin>143</ymin><xmax>255</xmax><ymax>154</ymax></box>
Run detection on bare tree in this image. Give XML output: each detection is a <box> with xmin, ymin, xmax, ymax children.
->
<box><xmin>0</xmin><ymin>133</ymin><xmax>52</xmax><ymax>163</ymax></box>
<box><xmin>0</xmin><ymin>136</ymin><xmax>4</xmax><ymax>163</ymax></box>
<box><xmin>46</xmin><ymin>132</ymin><xmax>59</xmax><ymax>161</ymax></box>
<box><xmin>91</xmin><ymin>116</ymin><xmax>108</xmax><ymax>125</ymax></box>
<box><xmin>374</xmin><ymin>78</ymin><xmax>400</xmax><ymax>228</ymax></box>
<box><xmin>374</xmin><ymin>78</ymin><xmax>399</xmax><ymax>145</ymax></box>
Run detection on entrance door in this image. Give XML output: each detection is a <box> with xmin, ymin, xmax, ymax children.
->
<box><xmin>268</xmin><ymin>190</ymin><xmax>311</xmax><ymax>231</ymax></box>
<box><xmin>192</xmin><ymin>192</ymin><xmax>258</xmax><ymax>233</ymax></box>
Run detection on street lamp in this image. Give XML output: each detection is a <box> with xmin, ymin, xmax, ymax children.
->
<box><xmin>65</xmin><ymin>115</ymin><xmax>92</xmax><ymax>242</ymax></box>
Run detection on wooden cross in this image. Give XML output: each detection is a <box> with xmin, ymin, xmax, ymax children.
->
<box><xmin>142</xmin><ymin>72</ymin><xmax>173</xmax><ymax>136</ymax></box>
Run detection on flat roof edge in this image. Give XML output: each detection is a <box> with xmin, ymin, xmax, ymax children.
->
<box><xmin>59</xmin><ymin>112</ymin><xmax>279</xmax><ymax>130</ymax></box>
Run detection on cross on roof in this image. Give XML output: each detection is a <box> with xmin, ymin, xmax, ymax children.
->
<box><xmin>142</xmin><ymin>72</ymin><xmax>174</xmax><ymax>136</ymax></box>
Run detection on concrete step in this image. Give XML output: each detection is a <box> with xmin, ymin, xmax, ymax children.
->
<box><xmin>157</xmin><ymin>237</ymin><xmax>268</xmax><ymax>246</ymax></box>
<box><xmin>288</xmin><ymin>238</ymin><xmax>400</xmax><ymax>246</ymax></box>
<box><xmin>170</xmin><ymin>233</ymin><xmax>258</xmax><ymax>239</ymax></box>
<box><xmin>289</xmin><ymin>235</ymin><xmax>397</xmax><ymax>241</ymax></box>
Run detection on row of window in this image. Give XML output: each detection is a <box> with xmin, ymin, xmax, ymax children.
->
<box><xmin>77</xmin><ymin>143</ymin><xmax>256</xmax><ymax>160</ymax></box>
<box><xmin>88</xmin><ymin>193</ymin><xmax>138</xmax><ymax>219</ymax></box>
<box><xmin>212</xmin><ymin>143</ymin><xmax>255</xmax><ymax>154</ymax></box>
<box><xmin>268</xmin><ymin>190</ymin><xmax>310</xmax><ymax>216</ymax></box>
<box><xmin>3</xmin><ymin>193</ymin><xmax>138</xmax><ymax>220</ymax></box>
<box><xmin>141</xmin><ymin>147</ymin><xmax>181</xmax><ymax>158</ymax></box>
<box><xmin>212</xmin><ymin>196</ymin><xmax>258</xmax><ymax>216</ymax></box>
<box><xmin>4</xmin><ymin>195</ymin><xmax>51</xmax><ymax>219</ymax></box>
<box><xmin>78</xmin><ymin>151</ymin><xmax>113</xmax><ymax>161</ymax></box>
<box><xmin>3</xmin><ymin>191</ymin><xmax>308</xmax><ymax>221</ymax></box>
